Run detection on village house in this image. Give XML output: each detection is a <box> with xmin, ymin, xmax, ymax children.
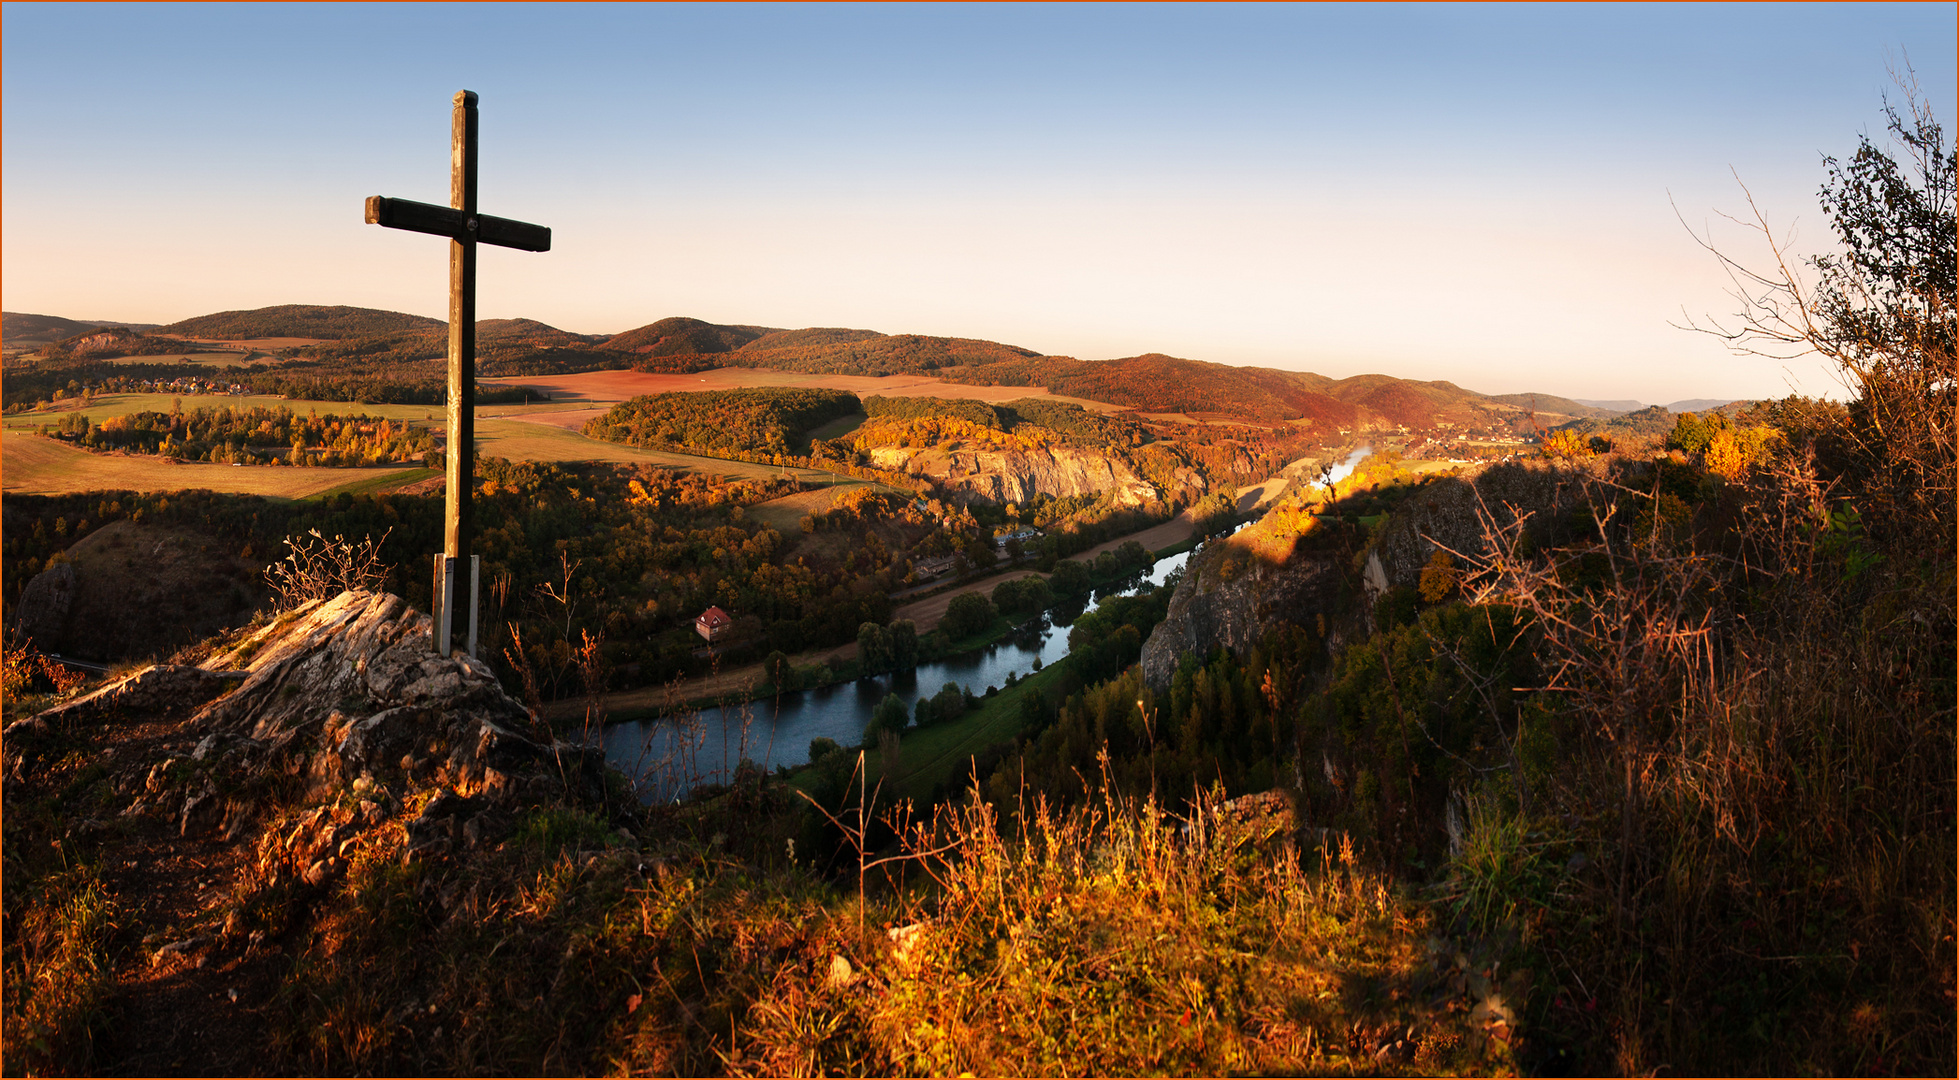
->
<box><xmin>694</xmin><ymin>605</ymin><xmax>734</xmax><ymax>643</ymax></box>
<box><xmin>993</xmin><ymin>526</ymin><xmax>1041</xmax><ymax>554</ymax></box>
<box><xmin>911</xmin><ymin>555</ymin><xmax>958</xmax><ymax>581</ymax></box>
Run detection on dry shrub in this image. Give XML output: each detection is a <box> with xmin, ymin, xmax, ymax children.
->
<box><xmin>1</xmin><ymin>638</ymin><xmax>90</xmax><ymax>705</ymax></box>
<box><xmin>264</xmin><ymin>527</ymin><xmax>392</xmax><ymax>610</ymax></box>
<box><xmin>1452</xmin><ymin>454</ymin><xmax>1955</xmax><ymax>1074</ymax></box>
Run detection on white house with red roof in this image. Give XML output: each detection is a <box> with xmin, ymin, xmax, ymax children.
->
<box><xmin>694</xmin><ymin>606</ymin><xmax>735</xmax><ymax>643</ymax></box>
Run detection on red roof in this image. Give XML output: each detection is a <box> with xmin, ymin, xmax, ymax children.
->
<box><xmin>696</xmin><ymin>606</ymin><xmax>733</xmax><ymax>628</ymax></box>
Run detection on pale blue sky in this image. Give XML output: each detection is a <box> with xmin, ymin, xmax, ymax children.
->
<box><xmin>4</xmin><ymin>3</ymin><xmax>1952</xmax><ymax>403</ymax></box>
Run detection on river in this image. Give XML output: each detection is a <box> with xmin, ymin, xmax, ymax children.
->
<box><xmin>602</xmin><ymin>545</ymin><xmax>1197</xmax><ymax>801</ymax></box>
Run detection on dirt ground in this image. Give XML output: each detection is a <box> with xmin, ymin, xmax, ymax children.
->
<box><xmin>14</xmin><ymin>711</ymin><xmax>306</xmax><ymax>1074</ymax></box>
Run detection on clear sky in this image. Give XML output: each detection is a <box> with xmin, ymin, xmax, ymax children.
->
<box><xmin>4</xmin><ymin>3</ymin><xmax>1953</xmax><ymax>405</ymax></box>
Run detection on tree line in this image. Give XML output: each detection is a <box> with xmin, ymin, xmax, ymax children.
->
<box><xmin>43</xmin><ymin>404</ymin><xmax>437</xmax><ymax>467</ymax></box>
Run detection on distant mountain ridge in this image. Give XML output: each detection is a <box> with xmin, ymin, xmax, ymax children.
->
<box><xmin>1575</xmin><ymin>396</ymin><xmax>1740</xmax><ymax>414</ymax></box>
<box><xmin>1661</xmin><ymin>398</ymin><xmax>1741</xmax><ymax>413</ymax></box>
<box><xmin>3</xmin><ymin>312</ymin><xmax>161</xmax><ymax>347</ymax></box>
<box><xmin>1487</xmin><ymin>393</ymin><xmax>1623</xmax><ymax>421</ymax></box>
<box><xmin>18</xmin><ymin>303</ymin><xmax>1674</xmax><ymax>432</ymax></box>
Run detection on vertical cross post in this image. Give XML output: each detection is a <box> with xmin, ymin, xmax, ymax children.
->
<box><xmin>445</xmin><ymin>90</ymin><xmax>478</xmax><ymax>659</ymax></box>
<box><xmin>365</xmin><ymin>89</ymin><xmax>550</xmax><ymax>659</ymax></box>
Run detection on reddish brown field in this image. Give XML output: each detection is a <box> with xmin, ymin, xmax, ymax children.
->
<box><xmin>481</xmin><ymin>368</ymin><xmax>1123</xmax><ymax>412</ymax></box>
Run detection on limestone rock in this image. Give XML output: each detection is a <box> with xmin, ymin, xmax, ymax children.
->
<box><xmin>896</xmin><ymin>444</ymin><xmax>1173</xmax><ymax>507</ymax></box>
<box><xmin>13</xmin><ymin>520</ymin><xmax>264</xmax><ymax>662</ymax></box>
<box><xmin>1139</xmin><ymin>545</ymin><xmax>1345</xmax><ymax>692</ymax></box>
<box><xmin>180</xmin><ymin>790</ymin><xmax>223</xmax><ymax>836</ymax></box>
<box><xmin>1138</xmin><ymin>460</ymin><xmax>1595</xmax><ymax>692</ymax></box>
<box><xmin>1201</xmin><ymin>789</ymin><xmax>1297</xmax><ymax>852</ymax></box>
<box><xmin>29</xmin><ymin>589</ymin><xmax>613</xmax><ymax>875</ymax></box>
<box><xmin>4</xmin><ymin>665</ymin><xmax>239</xmax><ymax>777</ymax></box>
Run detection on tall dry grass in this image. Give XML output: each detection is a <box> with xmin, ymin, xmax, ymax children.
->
<box><xmin>1450</xmin><ymin>454</ymin><xmax>1955</xmax><ymax>1074</ymax></box>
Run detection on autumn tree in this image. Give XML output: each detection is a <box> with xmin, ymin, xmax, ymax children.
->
<box><xmin>1684</xmin><ymin>69</ymin><xmax>1955</xmax><ymax>539</ymax></box>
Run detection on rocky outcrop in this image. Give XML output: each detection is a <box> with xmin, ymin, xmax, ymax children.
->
<box><xmin>881</xmin><ymin>444</ymin><xmax>1168</xmax><ymax>507</ymax></box>
<box><xmin>8</xmin><ymin>589</ymin><xmax>611</xmax><ymax>885</ymax></box>
<box><xmin>1138</xmin><ymin>460</ymin><xmax>1595</xmax><ymax>691</ymax></box>
<box><xmin>1139</xmin><ymin>543</ymin><xmax>1348</xmax><ymax>691</ymax></box>
<box><xmin>1359</xmin><ymin>460</ymin><xmax>1596</xmax><ymax>589</ymax></box>
<box><xmin>16</xmin><ymin>663</ymin><xmax>242</xmax><ymax>732</ymax></box>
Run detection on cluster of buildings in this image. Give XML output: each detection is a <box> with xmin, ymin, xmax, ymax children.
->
<box><xmin>992</xmin><ymin>526</ymin><xmax>1040</xmax><ymax>553</ymax></box>
<box><xmin>136</xmin><ymin>377</ymin><xmax>249</xmax><ymax>396</ymax></box>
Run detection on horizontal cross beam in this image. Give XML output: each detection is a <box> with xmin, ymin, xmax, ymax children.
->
<box><xmin>364</xmin><ymin>195</ymin><xmax>551</xmax><ymax>252</ymax></box>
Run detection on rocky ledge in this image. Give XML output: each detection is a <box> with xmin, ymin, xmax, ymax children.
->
<box><xmin>1138</xmin><ymin>460</ymin><xmax>1592</xmax><ymax>691</ymax></box>
<box><xmin>6</xmin><ymin>589</ymin><xmax>610</xmax><ymax>879</ymax></box>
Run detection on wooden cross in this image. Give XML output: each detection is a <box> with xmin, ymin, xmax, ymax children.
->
<box><xmin>365</xmin><ymin>90</ymin><xmax>550</xmax><ymax>657</ymax></box>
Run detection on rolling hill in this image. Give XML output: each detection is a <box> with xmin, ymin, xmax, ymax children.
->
<box><xmin>22</xmin><ymin>304</ymin><xmax>1636</xmax><ymax>432</ymax></box>
<box><xmin>604</xmin><ymin>316</ymin><xmax>778</xmax><ymax>355</ymax></box>
<box><xmin>741</xmin><ymin>333</ymin><xmax>1046</xmax><ymax>376</ymax></box>
<box><xmin>3</xmin><ymin>312</ymin><xmax>161</xmax><ymax>348</ymax></box>
<box><xmin>1488</xmin><ymin>392</ymin><xmax>1623</xmax><ymax>420</ymax></box>
<box><xmin>41</xmin><ymin>326</ymin><xmax>189</xmax><ymax>359</ymax></box>
<box><xmin>157</xmin><ymin>305</ymin><xmax>443</xmax><ymax>340</ymax></box>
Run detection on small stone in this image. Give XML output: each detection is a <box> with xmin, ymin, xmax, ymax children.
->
<box><xmin>180</xmin><ymin>792</ymin><xmax>222</xmax><ymax>837</ymax></box>
<box><xmin>152</xmin><ymin>936</ymin><xmax>211</xmax><ymax>965</ymax></box>
<box><xmin>887</xmin><ymin>922</ymin><xmax>928</xmax><ymax>967</ymax></box>
<box><xmin>826</xmin><ymin>954</ymin><xmax>854</xmax><ymax>989</ymax></box>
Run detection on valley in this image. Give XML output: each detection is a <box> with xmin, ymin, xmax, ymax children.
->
<box><xmin>3</xmin><ymin>275</ymin><xmax>1945</xmax><ymax>1077</ymax></box>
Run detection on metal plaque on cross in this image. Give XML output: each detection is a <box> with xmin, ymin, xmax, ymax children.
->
<box><xmin>364</xmin><ymin>90</ymin><xmax>550</xmax><ymax>657</ymax></box>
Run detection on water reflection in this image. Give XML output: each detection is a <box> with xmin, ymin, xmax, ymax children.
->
<box><xmin>602</xmin><ymin>547</ymin><xmax>1194</xmax><ymax>801</ymax></box>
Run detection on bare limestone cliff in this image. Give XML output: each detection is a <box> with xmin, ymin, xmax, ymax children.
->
<box><xmin>1139</xmin><ymin>460</ymin><xmax>1593</xmax><ymax>691</ymax></box>
<box><xmin>869</xmin><ymin>443</ymin><xmax>1176</xmax><ymax>506</ymax></box>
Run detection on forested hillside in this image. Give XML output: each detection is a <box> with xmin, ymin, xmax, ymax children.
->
<box><xmin>582</xmin><ymin>387</ymin><xmax>863</xmax><ymax>460</ymax></box>
<box><xmin>2</xmin><ymin>312</ymin><xmax>160</xmax><ymax>348</ymax></box>
<box><xmin>157</xmin><ymin>305</ymin><xmax>442</xmax><ymax>340</ymax></box>
<box><xmin>604</xmin><ymin>316</ymin><xmax>777</xmax><ymax>355</ymax></box>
